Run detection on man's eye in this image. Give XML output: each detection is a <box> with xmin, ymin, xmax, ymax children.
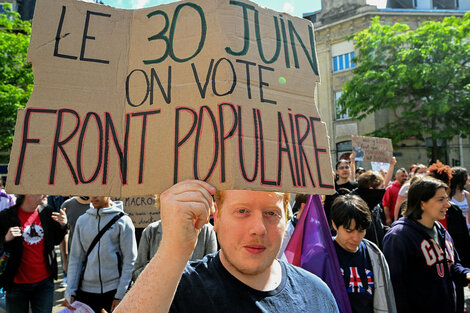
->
<box><xmin>265</xmin><ymin>211</ymin><xmax>281</xmax><ymax>218</ymax></box>
<box><xmin>236</xmin><ymin>208</ymin><xmax>248</xmax><ymax>214</ymax></box>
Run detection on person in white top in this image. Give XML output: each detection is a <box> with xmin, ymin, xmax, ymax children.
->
<box><xmin>450</xmin><ymin>167</ymin><xmax>470</xmax><ymax>228</ymax></box>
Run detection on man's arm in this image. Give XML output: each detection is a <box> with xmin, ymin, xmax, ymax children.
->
<box><xmin>349</xmin><ymin>152</ymin><xmax>356</xmax><ymax>181</ymax></box>
<box><xmin>132</xmin><ymin>225</ymin><xmax>154</xmax><ymax>282</ymax></box>
<box><xmin>114</xmin><ymin>180</ymin><xmax>215</xmax><ymax>313</ymax></box>
<box><xmin>383</xmin><ymin>157</ymin><xmax>396</xmax><ymax>188</ymax></box>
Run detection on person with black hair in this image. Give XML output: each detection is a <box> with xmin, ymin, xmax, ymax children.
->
<box><xmin>331</xmin><ymin>194</ymin><xmax>396</xmax><ymax>313</ymax></box>
<box><xmin>335</xmin><ymin>160</ymin><xmax>358</xmax><ymax>192</ymax></box>
<box><xmin>383</xmin><ymin>177</ymin><xmax>470</xmax><ymax>313</ymax></box>
<box><xmin>0</xmin><ymin>194</ymin><xmax>68</xmax><ymax>313</ymax></box>
<box><xmin>324</xmin><ymin>159</ymin><xmax>359</xmax><ymax>228</ymax></box>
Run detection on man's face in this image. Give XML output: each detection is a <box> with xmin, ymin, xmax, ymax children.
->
<box><xmin>336</xmin><ymin>162</ymin><xmax>351</xmax><ymax>180</ymax></box>
<box><xmin>416</xmin><ymin>167</ymin><xmax>427</xmax><ymax>175</ymax></box>
<box><xmin>214</xmin><ymin>190</ymin><xmax>286</xmax><ymax>277</ymax></box>
<box><xmin>26</xmin><ymin>194</ymin><xmax>47</xmax><ymax>207</ymax></box>
<box><xmin>395</xmin><ymin>171</ymin><xmax>408</xmax><ymax>185</ymax></box>
<box><xmin>90</xmin><ymin>196</ymin><xmax>110</xmax><ymax>209</ymax></box>
<box><xmin>333</xmin><ymin>219</ymin><xmax>366</xmax><ymax>253</ymax></box>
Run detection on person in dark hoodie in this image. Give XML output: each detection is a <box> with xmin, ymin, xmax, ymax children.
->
<box><xmin>383</xmin><ymin>177</ymin><xmax>470</xmax><ymax>313</ymax></box>
<box><xmin>64</xmin><ymin>196</ymin><xmax>137</xmax><ymax>313</ymax></box>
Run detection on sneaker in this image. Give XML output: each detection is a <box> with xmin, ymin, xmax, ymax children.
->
<box><xmin>60</xmin><ymin>277</ymin><xmax>67</xmax><ymax>287</ymax></box>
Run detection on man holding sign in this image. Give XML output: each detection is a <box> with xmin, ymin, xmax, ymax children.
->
<box><xmin>115</xmin><ymin>180</ymin><xmax>338</xmax><ymax>313</ymax></box>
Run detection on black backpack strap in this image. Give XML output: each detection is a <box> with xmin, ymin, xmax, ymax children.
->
<box><xmin>85</xmin><ymin>212</ymin><xmax>125</xmax><ymax>260</ymax></box>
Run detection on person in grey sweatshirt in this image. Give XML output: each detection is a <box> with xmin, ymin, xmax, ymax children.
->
<box><xmin>64</xmin><ymin>196</ymin><xmax>137</xmax><ymax>313</ymax></box>
<box><xmin>132</xmin><ymin>220</ymin><xmax>217</xmax><ymax>282</ymax></box>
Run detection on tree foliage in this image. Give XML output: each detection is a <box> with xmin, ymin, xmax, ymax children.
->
<box><xmin>0</xmin><ymin>4</ymin><xmax>32</xmax><ymax>153</ymax></box>
<box><xmin>339</xmin><ymin>13</ymin><xmax>470</xmax><ymax>162</ymax></box>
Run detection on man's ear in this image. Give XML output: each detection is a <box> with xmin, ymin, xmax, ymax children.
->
<box><xmin>213</xmin><ymin>203</ymin><xmax>219</xmax><ymax>232</ymax></box>
<box><xmin>331</xmin><ymin>220</ymin><xmax>338</xmax><ymax>232</ymax></box>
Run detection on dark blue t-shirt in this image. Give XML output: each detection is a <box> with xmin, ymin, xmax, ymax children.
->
<box><xmin>169</xmin><ymin>252</ymin><xmax>339</xmax><ymax>313</ymax></box>
<box><xmin>334</xmin><ymin>240</ymin><xmax>374</xmax><ymax>313</ymax></box>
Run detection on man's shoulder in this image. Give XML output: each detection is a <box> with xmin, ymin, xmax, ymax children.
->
<box><xmin>281</xmin><ymin>261</ymin><xmax>338</xmax><ymax>311</ymax></box>
<box><xmin>282</xmin><ymin>261</ymin><xmax>333</xmax><ymax>294</ymax></box>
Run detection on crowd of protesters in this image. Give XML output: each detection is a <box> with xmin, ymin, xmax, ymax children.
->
<box><xmin>0</xmin><ymin>155</ymin><xmax>470</xmax><ymax>313</ymax></box>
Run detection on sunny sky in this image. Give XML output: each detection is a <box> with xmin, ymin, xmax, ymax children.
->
<box><xmin>94</xmin><ymin>0</ymin><xmax>388</xmax><ymax>18</ymax></box>
<box><xmin>100</xmin><ymin>0</ymin><xmax>322</xmax><ymax>17</ymax></box>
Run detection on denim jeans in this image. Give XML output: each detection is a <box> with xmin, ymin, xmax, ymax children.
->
<box><xmin>6</xmin><ymin>276</ymin><xmax>54</xmax><ymax>313</ymax></box>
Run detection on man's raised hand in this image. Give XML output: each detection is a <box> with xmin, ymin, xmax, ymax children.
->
<box><xmin>159</xmin><ymin>180</ymin><xmax>216</xmax><ymax>256</ymax></box>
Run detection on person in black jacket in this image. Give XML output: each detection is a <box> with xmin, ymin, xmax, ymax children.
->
<box><xmin>0</xmin><ymin>194</ymin><xmax>68</xmax><ymax>313</ymax></box>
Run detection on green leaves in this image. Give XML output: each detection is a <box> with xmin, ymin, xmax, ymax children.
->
<box><xmin>339</xmin><ymin>13</ymin><xmax>470</xmax><ymax>161</ymax></box>
<box><xmin>0</xmin><ymin>4</ymin><xmax>33</xmax><ymax>152</ymax></box>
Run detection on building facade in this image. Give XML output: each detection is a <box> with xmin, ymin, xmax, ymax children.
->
<box><xmin>304</xmin><ymin>0</ymin><xmax>470</xmax><ymax>170</ymax></box>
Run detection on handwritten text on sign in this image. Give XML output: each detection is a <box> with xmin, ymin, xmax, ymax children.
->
<box><xmin>352</xmin><ymin>136</ymin><xmax>393</xmax><ymax>164</ymax></box>
<box><xmin>7</xmin><ymin>0</ymin><xmax>334</xmax><ymax>196</ymax></box>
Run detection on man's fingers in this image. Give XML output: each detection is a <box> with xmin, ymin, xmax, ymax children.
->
<box><xmin>169</xmin><ymin>180</ymin><xmax>215</xmax><ymax>204</ymax></box>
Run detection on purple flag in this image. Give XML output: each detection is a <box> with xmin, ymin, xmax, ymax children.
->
<box><xmin>284</xmin><ymin>195</ymin><xmax>351</xmax><ymax>313</ymax></box>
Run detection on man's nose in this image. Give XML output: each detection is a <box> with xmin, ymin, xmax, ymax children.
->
<box><xmin>248</xmin><ymin>212</ymin><xmax>267</xmax><ymax>236</ymax></box>
<box><xmin>352</xmin><ymin>231</ymin><xmax>362</xmax><ymax>242</ymax></box>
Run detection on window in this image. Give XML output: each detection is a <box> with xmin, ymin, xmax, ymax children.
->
<box><xmin>336</xmin><ymin>141</ymin><xmax>352</xmax><ymax>161</ymax></box>
<box><xmin>433</xmin><ymin>0</ymin><xmax>457</xmax><ymax>9</ymax></box>
<box><xmin>333</xmin><ymin>52</ymin><xmax>355</xmax><ymax>73</ymax></box>
<box><xmin>335</xmin><ymin>91</ymin><xmax>349</xmax><ymax>120</ymax></box>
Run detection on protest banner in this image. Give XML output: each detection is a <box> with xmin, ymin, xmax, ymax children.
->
<box><xmin>352</xmin><ymin>136</ymin><xmax>393</xmax><ymax>163</ymax></box>
<box><xmin>6</xmin><ymin>0</ymin><xmax>334</xmax><ymax>196</ymax></box>
<box><xmin>114</xmin><ymin>195</ymin><xmax>160</xmax><ymax>228</ymax></box>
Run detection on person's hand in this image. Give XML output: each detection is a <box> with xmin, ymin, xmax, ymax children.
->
<box><xmin>63</xmin><ymin>296</ymin><xmax>76</xmax><ymax>311</ymax></box>
<box><xmin>466</xmin><ymin>273</ymin><xmax>470</xmax><ymax>289</ymax></box>
<box><xmin>159</xmin><ymin>180</ymin><xmax>216</xmax><ymax>256</ymax></box>
<box><xmin>349</xmin><ymin>151</ymin><xmax>355</xmax><ymax>161</ymax></box>
<box><xmin>52</xmin><ymin>208</ymin><xmax>68</xmax><ymax>227</ymax></box>
<box><xmin>390</xmin><ymin>156</ymin><xmax>397</xmax><ymax>166</ymax></box>
<box><xmin>386</xmin><ymin>217</ymin><xmax>392</xmax><ymax>227</ymax></box>
<box><xmin>110</xmin><ymin>299</ymin><xmax>120</xmax><ymax>312</ymax></box>
<box><xmin>4</xmin><ymin>226</ymin><xmax>22</xmax><ymax>242</ymax></box>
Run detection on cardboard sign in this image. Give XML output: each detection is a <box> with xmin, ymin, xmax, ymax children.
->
<box><xmin>352</xmin><ymin>136</ymin><xmax>393</xmax><ymax>163</ymax></box>
<box><xmin>6</xmin><ymin>0</ymin><xmax>334</xmax><ymax>196</ymax></box>
<box><xmin>115</xmin><ymin>195</ymin><xmax>160</xmax><ymax>228</ymax></box>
